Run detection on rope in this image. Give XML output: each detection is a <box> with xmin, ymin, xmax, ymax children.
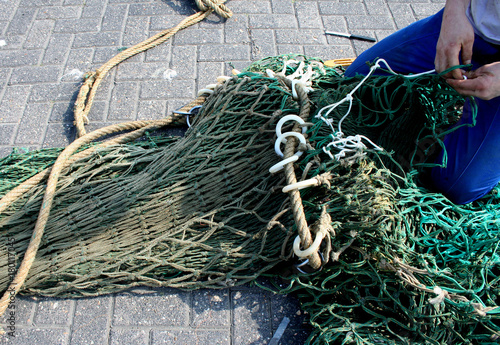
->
<box><xmin>73</xmin><ymin>0</ymin><xmax>232</xmax><ymax>138</ymax></box>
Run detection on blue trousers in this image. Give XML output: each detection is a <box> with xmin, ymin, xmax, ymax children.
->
<box><xmin>344</xmin><ymin>9</ymin><xmax>500</xmax><ymax>204</ymax></box>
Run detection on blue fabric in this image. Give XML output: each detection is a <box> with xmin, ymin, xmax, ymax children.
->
<box><xmin>344</xmin><ymin>10</ymin><xmax>500</xmax><ymax>204</ymax></box>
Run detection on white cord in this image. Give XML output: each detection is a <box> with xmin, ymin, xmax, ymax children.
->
<box><xmin>316</xmin><ymin>58</ymin><xmax>435</xmax><ymax>161</ymax></box>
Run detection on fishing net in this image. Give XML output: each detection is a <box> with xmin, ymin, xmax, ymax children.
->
<box><xmin>1</xmin><ymin>54</ymin><xmax>499</xmax><ymax>344</ymax></box>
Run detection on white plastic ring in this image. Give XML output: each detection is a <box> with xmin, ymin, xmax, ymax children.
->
<box><xmin>274</xmin><ymin>132</ymin><xmax>306</xmax><ymax>158</ymax></box>
<box><xmin>197</xmin><ymin>89</ymin><xmax>214</xmax><ymax>96</ymax></box>
<box><xmin>269</xmin><ymin>155</ymin><xmax>299</xmax><ymax>174</ymax></box>
<box><xmin>293</xmin><ymin>233</ymin><xmax>324</xmax><ymax>258</ymax></box>
<box><xmin>282</xmin><ymin>177</ymin><xmax>318</xmax><ymax>193</ymax></box>
<box><xmin>276</xmin><ymin>115</ymin><xmax>307</xmax><ymax>137</ymax></box>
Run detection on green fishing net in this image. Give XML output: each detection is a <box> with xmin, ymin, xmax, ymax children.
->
<box><xmin>1</xmin><ymin>54</ymin><xmax>499</xmax><ymax>344</ymax></box>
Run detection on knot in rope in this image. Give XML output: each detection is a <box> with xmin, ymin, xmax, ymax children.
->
<box><xmin>194</xmin><ymin>0</ymin><xmax>233</xmax><ymax>18</ymax></box>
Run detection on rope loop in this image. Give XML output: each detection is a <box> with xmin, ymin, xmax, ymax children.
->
<box><xmin>194</xmin><ymin>0</ymin><xmax>233</xmax><ymax>18</ymax></box>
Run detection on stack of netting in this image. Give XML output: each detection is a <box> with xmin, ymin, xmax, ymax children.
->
<box><xmin>1</xmin><ymin>55</ymin><xmax>499</xmax><ymax>344</ymax></box>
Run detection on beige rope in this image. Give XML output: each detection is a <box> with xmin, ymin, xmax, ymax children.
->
<box><xmin>277</xmin><ymin>76</ymin><xmax>323</xmax><ymax>270</ymax></box>
<box><xmin>73</xmin><ymin>0</ymin><xmax>232</xmax><ymax>138</ymax></box>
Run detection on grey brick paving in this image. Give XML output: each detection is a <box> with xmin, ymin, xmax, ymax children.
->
<box><xmin>0</xmin><ymin>0</ymin><xmax>445</xmax><ymax>344</ymax></box>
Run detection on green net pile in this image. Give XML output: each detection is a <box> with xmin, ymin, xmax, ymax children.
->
<box><xmin>1</xmin><ymin>55</ymin><xmax>499</xmax><ymax>344</ymax></box>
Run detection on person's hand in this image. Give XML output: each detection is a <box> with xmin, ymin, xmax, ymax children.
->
<box><xmin>434</xmin><ymin>0</ymin><xmax>475</xmax><ymax>80</ymax></box>
<box><xmin>446</xmin><ymin>62</ymin><xmax>500</xmax><ymax>100</ymax></box>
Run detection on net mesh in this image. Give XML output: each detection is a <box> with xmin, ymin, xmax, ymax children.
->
<box><xmin>1</xmin><ymin>54</ymin><xmax>499</xmax><ymax>343</ymax></box>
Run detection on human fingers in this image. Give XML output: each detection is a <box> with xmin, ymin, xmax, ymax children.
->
<box><xmin>435</xmin><ymin>45</ymin><xmax>462</xmax><ymax>79</ymax></box>
<box><xmin>446</xmin><ymin>75</ymin><xmax>495</xmax><ymax>100</ymax></box>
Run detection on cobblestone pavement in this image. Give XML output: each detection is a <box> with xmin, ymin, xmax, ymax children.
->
<box><xmin>0</xmin><ymin>0</ymin><xmax>444</xmax><ymax>344</ymax></box>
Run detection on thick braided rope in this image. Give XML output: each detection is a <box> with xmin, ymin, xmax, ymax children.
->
<box><xmin>194</xmin><ymin>0</ymin><xmax>232</xmax><ymax>18</ymax></box>
<box><xmin>74</xmin><ymin>1</ymin><xmax>231</xmax><ymax>138</ymax></box>
<box><xmin>277</xmin><ymin>76</ymin><xmax>322</xmax><ymax>269</ymax></box>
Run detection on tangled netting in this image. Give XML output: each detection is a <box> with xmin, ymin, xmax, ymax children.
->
<box><xmin>1</xmin><ymin>54</ymin><xmax>500</xmax><ymax>344</ymax></box>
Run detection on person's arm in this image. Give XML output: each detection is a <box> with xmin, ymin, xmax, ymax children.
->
<box><xmin>434</xmin><ymin>0</ymin><xmax>474</xmax><ymax>80</ymax></box>
<box><xmin>435</xmin><ymin>0</ymin><xmax>500</xmax><ymax>100</ymax></box>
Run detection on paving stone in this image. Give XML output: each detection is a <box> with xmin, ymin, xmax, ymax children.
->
<box><xmin>42</xmin><ymin>122</ymin><xmax>76</xmax><ymax>148</ymax></box>
<box><xmin>144</xmin><ymin>39</ymin><xmax>172</xmax><ymax>62</ymax></box>
<box><xmin>23</xmin><ymin>20</ymin><xmax>55</xmax><ymax>49</ymax></box>
<box><xmin>81</xmin><ymin>2</ymin><xmax>105</xmax><ymax>19</ymax></box>
<box><xmin>295</xmin><ymin>2</ymin><xmax>323</xmax><ymax>29</ymax></box>
<box><xmin>277</xmin><ymin>44</ymin><xmax>304</xmax><ymax>55</ymax></box>
<box><xmin>93</xmin><ymin>46</ymin><xmax>124</xmax><ymax>64</ymax></box>
<box><xmin>249</xmin><ymin>14</ymin><xmax>298</xmax><ymax>29</ymax></box>
<box><xmin>0</xmin><ymin>2</ymin><xmax>17</xmax><ymax>21</ymax></box>
<box><xmin>64</xmin><ymin>48</ymin><xmax>94</xmax><ymax>75</ymax></box>
<box><xmin>0</xmin><ymin>50</ymin><xmax>41</xmax><ymax>68</ymax></box>
<box><xmin>0</xmin><ymin>35</ymin><xmax>27</xmax><ymax>50</ymax></box>
<box><xmin>275</xmin><ymin>29</ymin><xmax>327</xmax><ymax>45</ymax></box>
<box><xmin>0</xmin><ymin>68</ymin><xmax>11</xmax><ymax>87</ymax></box>
<box><xmin>122</xmin><ymin>16</ymin><xmax>150</xmax><ymax>47</ymax></box>
<box><xmin>34</xmin><ymin>298</ymin><xmax>73</xmax><ymax>325</ymax></box>
<box><xmin>249</xmin><ymin>29</ymin><xmax>276</xmax><ymax>60</ymax></box>
<box><xmin>151</xmin><ymin>330</ymin><xmax>230</xmax><ymax>345</ymax></box>
<box><xmin>70</xmin><ymin>297</ymin><xmax>112</xmax><ymax>345</ymax></box>
<box><xmin>28</xmin><ymin>82</ymin><xmax>80</xmax><ymax>103</ymax></box>
<box><xmin>173</xmin><ymin>28</ymin><xmax>223</xmax><ymax>45</ymax></box>
<box><xmin>109</xmin><ymin>0</ymin><xmax>150</xmax><ymax>2</ymax></box>
<box><xmin>389</xmin><ymin>3</ymin><xmax>417</xmax><ymax>29</ymax></box>
<box><xmin>36</xmin><ymin>6</ymin><xmax>82</xmax><ymax>20</ymax></box>
<box><xmin>228</xmin><ymin>0</ymin><xmax>272</xmax><ymax>14</ymax></box>
<box><xmin>137</xmin><ymin>99</ymin><xmax>166</xmax><ymax>121</ymax></box>
<box><xmin>43</xmin><ymin>33</ymin><xmax>73</xmax><ymax>65</ymax></box>
<box><xmin>0</xmin><ymin>296</ymin><xmax>37</xmax><ymax>325</ymax></box>
<box><xmin>107</xmin><ymin>81</ymin><xmax>139</xmax><ymax>120</ymax></box>
<box><xmin>364</xmin><ymin>0</ymin><xmax>391</xmax><ymax>15</ymax></box>
<box><xmin>73</xmin><ymin>31</ymin><xmax>121</xmax><ymax>48</ymax></box>
<box><xmin>19</xmin><ymin>0</ymin><xmax>63</xmax><ymax>5</ymax></box>
<box><xmin>0</xmin><ymin>147</ymin><xmax>13</xmax><ymax>158</ymax></box>
<box><xmin>116</xmin><ymin>61</ymin><xmax>170</xmax><ymax>81</ymax></box>
<box><xmin>322</xmin><ymin>16</ymin><xmax>350</xmax><ymax>44</ymax></box>
<box><xmin>166</xmin><ymin>98</ymin><xmax>196</xmax><ymax>118</ymax></box>
<box><xmin>0</xmin><ymin>85</ymin><xmax>31</xmax><ymax>123</ymax></box>
<box><xmin>0</xmin><ymin>125</ymin><xmax>16</xmax><ymax>145</ymax></box>
<box><xmin>64</xmin><ymin>0</ymin><xmax>85</xmax><ymax>5</ymax></box>
<box><xmin>197</xmin><ymin>61</ymin><xmax>224</xmax><ymax>91</ymax></box>
<box><xmin>101</xmin><ymin>4</ymin><xmax>127</xmax><ymax>32</ymax></box>
<box><xmin>192</xmin><ymin>289</ymin><xmax>230</xmax><ymax>328</ymax></box>
<box><xmin>170</xmin><ymin>45</ymin><xmax>197</xmax><ymax>79</ymax></box>
<box><xmin>272</xmin><ymin>0</ymin><xmax>295</xmax><ymax>14</ymax></box>
<box><xmin>5</xmin><ymin>7</ymin><xmax>36</xmax><ymax>36</ymax></box>
<box><xmin>224</xmin><ymin>14</ymin><xmax>249</xmax><ymax>44</ymax></box>
<box><xmin>199</xmin><ymin>44</ymin><xmax>250</xmax><ymax>62</ymax></box>
<box><xmin>15</xmin><ymin>103</ymin><xmax>51</xmax><ymax>145</ymax></box>
<box><xmin>319</xmin><ymin>2</ymin><xmax>366</xmax><ymax>15</ymax></box>
<box><xmin>346</xmin><ymin>15</ymin><xmax>395</xmax><ymax>30</ymax></box>
<box><xmin>149</xmin><ymin>14</ymin><xmax>190</xmax><ymax>31</ymax></box>
<box><xmin>49</xmin><ymin>102</ymin><xmax>75</xmax><ymax>122</ymax></box>
<box><xmin>86</xmin><ymin>100</ymin><xmax>108</xmax><ymax>122</ymax></box>
<box><xmin>232</xmin><ymin>290</ymin><xmax>272</xmax><ymax>345</ymax></box>
<box><xmin>54</xmin><ymin>18</ymin><xmax>100</xmax><ymax>33</ymax></box>
<box><xmin>113</xmin><ymin>289</ymin><xmax>190</xmax><ymax>326</ymax></box>
<box><xmin>128</xmin><ymin>3</ymin><xmax>178</xmax><ymax>16</ymax></box>
<box><xmin>10</xmin><ymin>66</ymin><xmax>62</xmax><ymax>85</ymax></box>
<box><xmin>271</xmin><ymin>294</ymin><xmax>310</xmax><ymax>332</ymax></box>
<box><xmin>0</xmin><ymin>328</ymin><xmax>70</xmax><ymax>344</ymax></box>
<box><xmin>109</xmin><ymin>328</ymin><xmax>149</xmax><ymax>345</ymax></box>
<box><xmin>412</xmin><ymin>3</ymin><xmax>445</xmax><ymax>19</ymax></box>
